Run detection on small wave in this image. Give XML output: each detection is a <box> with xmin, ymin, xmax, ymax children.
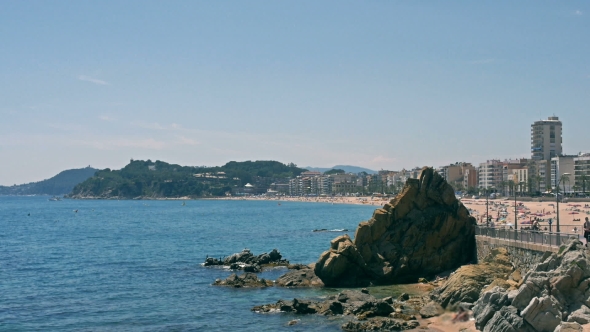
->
<box><xmin>312</xmin><ymin>229</ymin><xmax>349</xmax><ymax>232</ymax></box>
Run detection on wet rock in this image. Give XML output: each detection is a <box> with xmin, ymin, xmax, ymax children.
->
<box><xmin>204</xmin><ymin>248</ymin><xmax>289</xmax><ymax>270</ymax></box>
<box><xmin>203</xmin><ymin>257</ymin><xmax>223</xmax><ymax>266</ymax></box>
<box><xmin>341</xmin><ymin>317</ymin><xmax>419</xmax><ymax>331</ymax></box>
<box><xmin>213</xmin><ymin>272</ymin><xmax>273</xmax><ymax>288</ymax></box>
<box><xmin>243</xmin><ymin>264</ymin><xmax>261</xmax><ymax>273</ymax></box>
<box><xmin>397</xmin><ymin>293</ymin><xmax>410</xmax><ymax>301</ymax></box>
<box><xmin>314</xmin><ymin>167</ymin><xmax>476</xmax><ymax>287</ymax></box>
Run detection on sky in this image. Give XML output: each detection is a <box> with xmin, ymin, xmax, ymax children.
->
<box><xmin>1</xmin><ymin>1</ymin><xmax>589</xmax><ymax>185</ymax></box>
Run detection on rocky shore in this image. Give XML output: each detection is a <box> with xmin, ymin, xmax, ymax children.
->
<box><xmin>207</xmin><ymin>167</ymin><xmax>590</xmax><ymax>331</ymax></box>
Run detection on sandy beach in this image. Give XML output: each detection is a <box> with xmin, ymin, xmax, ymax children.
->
<box><xmin>461</xmin><ymin>198</ymin><xmax>590</xmax><ymax>234</ymax></box>
<box><xmin>218</xmin><ymin>195</ymin><xmax>590</xmax><ymax>235</ymax></box>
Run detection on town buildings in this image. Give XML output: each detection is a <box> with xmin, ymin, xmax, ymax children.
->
<box><xmin>270</xmin><ymin>116</ymin><xmax>587</xmax><ymax>197</ymax></box>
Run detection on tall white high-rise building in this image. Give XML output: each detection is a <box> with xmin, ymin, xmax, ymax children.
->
<box><xmin>531</xmin><ymin>116</ymin><xmax>562</xmax><ymax>161</ymax></box>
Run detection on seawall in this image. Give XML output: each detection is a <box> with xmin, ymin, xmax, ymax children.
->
<box><xmin>475</xmin><ymin>235</ymin><xmax>556</xmax><ymax>273</ymax></box>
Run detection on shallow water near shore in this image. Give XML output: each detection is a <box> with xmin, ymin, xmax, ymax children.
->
<box><xmin>1</xmin><ymin>196</ymin><xmax>427</xmax><ymax>331</ymax></box>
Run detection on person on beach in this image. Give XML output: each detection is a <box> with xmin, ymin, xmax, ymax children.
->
<box><xmin>584</xmin><ymin>217</ymin><xmax>590</xmax><ymax>247</ymax></box>
<box><xmin>452</xmin><ymin>306</ymin><xmax>469</xmax><ymax>323</ymax></box>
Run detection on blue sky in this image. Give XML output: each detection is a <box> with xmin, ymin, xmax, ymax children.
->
<box><xmin>1</xmin><ymin>1</ymin><xmax>589</xmax><ymax>185</ymax></box>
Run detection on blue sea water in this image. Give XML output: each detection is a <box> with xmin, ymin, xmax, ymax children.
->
<box><xmin>1</xmin><ymin>196</ymin><xmax>382</xmax><ymax>331</ymax></box>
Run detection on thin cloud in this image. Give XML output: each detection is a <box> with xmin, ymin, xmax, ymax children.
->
<box><xmin>575</xmin><ymin>10</ymin><xmax>583</xmax><ymax>16</ymax></box>
<box><xmin>175</xmin><ymin>136</ymin><xmax>200</xmax><ymax>146</ymax></box>
<box><xmin>78</xmin><ymin>75</ymin><xmax>109</xmax><ymax>85</ymax></box>
<box><xmin>371</xmin><ymin>155</ymin><xmax>396</xmax><ymax>164</ymax></box>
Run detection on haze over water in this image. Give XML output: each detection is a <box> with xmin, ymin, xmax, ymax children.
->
<box><xmin>1</xmin><ymin>197</ymin><xmax>380</xmax><ymax>331</ymax></box>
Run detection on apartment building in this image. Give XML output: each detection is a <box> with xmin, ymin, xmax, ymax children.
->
<box><xmin>550</xmin><ymin>155</ymin><xmax>576</xmax><ymax>193</ymax></box>
<box><xmin>438</xmin><ymin>162</ymin><xmax>478</xmax><ymax>189</ymax></box>
<box><xmin>478</xmin><ymin>160</ymin><xmax>503</xmax><ymax>190</ymax></box>
<box><xmin>531</xmin><ymin>116</ymin><xmax>563</xmax><ymax>161</ymax></box>
<box><xmin>574</xmin><ymin>153</ymin><xmax>590</xmax><ymax>193</ymax></box>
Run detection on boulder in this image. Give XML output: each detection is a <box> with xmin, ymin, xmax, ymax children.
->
<box><xmin>472</xmin><ymin>287</ymin><xmax>510</xmax><ymax>330</ymax></box>
<box><xmin>520</xmin><ymin>295</ymin><xmax>562</xmax><ymax>332</ymax></box>
<box><xmin>482</xmin><ymin>306</ymin><xmax>535</xmax><ymax>332</ymax></box>
<box><xmin>419</xmin><ymin>301</ymin><xmax>443</xmax><ymax>318</ymax></box>
<box><xmin>567</xmin><ymin>305</ymin><xmax>590</xmax><ymax>324</ymax></box>
<box><xmin>275</xmin><ymin>267</ymin><xmax>324</xmax><ymax>287</ymax></box>
<box><xmin>555</xmin><ymin>322</ymin><xmax>583</xmax><ymax>332</ymax></box>
<box><xmin>213</xmin><ymin>272</ymin><xmax>273</xmax><ymax>288</ymax></box>
<box><xmin>314</xmin><ymin>167</ymin><xmax>476</xmax><ymax>287</ymax></box>
<box><xmin>431</xmin><ymin>248</ymin><xmax>514</xmax><ymax>308</ymax></box>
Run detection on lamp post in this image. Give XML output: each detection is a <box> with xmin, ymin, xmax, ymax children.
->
<box><xmin>514</xmin><ymin>181</ymin><xmax>524</xmax><ymax>230</ymax></box>
<box><xmin>485</xmin><ymin>186</ymin><xmax>494</xmax><ymax>226</ymax></box>
<box><xmin>556</xmin><ymin>172</ymin><xmax>571</xmax><ymax>233</ymax></box>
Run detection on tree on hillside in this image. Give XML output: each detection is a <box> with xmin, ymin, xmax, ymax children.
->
<box><xmin>324</xmin><ymin>169</ymin><xmax>345</xmax><ymax>175</ymax></box>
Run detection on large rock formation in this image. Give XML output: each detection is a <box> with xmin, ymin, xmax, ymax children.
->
<box><xmin>314</xmin><ymin>167</ymin><xmax>476</xmax><ymax>287</ymax></box>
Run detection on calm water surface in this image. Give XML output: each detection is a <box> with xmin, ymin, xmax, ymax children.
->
<box><xmin>1</xmin><ymin>196</ymin><xmax>389</xmax><ymax>331</ymax></box>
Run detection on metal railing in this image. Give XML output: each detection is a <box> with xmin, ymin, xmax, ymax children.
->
<box><xmin>475</xmin><ymin>226</ymin><xmax>580</xmax><ymax>247</ymax></box>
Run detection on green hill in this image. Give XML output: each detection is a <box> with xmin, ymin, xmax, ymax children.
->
<box><xmin>69</xmin><ymin>160</ymin><xmax>306</xmax><ymax>199</ymax></box>
<box><xmin>0</xmin><ymin>167</ymin><xmax>98</xmax><ymax>196</ymax></box>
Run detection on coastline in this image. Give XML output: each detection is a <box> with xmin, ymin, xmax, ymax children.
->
<box><xmin>206</xmin><ymin>195</ymin><xmax>391</xmax><ymax>207</ymax></box>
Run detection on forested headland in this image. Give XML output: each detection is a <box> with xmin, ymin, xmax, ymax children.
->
<box><xmin>69</xmin><ymin>160</ymin><xmax>306</xmax><ymax>199</ymax></box>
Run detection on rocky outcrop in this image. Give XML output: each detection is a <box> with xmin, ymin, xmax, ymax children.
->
<box><xmin>275</xmin><ymin>264</ymin><xmax>324</xmax><ymax>287</ymax></box>
<box><xmin>472</xmin><ymin>240</ymin><xmax>590</xmax><ymax>332</ymax></box>
<box><xmin>430</xmin><ymin>247</ymin><xmax>515</xmax><ymax>308</ymax></box>
<box><xmin>204</xmin><ymin>248</ymin><xmax>288</xmax><ymax>270</ymax></box>
<box><xmin>341</xmin><ymin>318</ymin><xmax>419</xmax><ymax>331</ymax></box>
<box><xmin>213</xmin><ymin>272</ymin><xmax>273</xmax><ymax>288</ymax></box>
<box><xmin>253</xmin><ymin>289</ymin><xmax>426</xmax><ymax>329</ymax></box>
<box><xmin>314</xmin><ymin>167</ymin><xmax>476</xmax><ymax>287</ymax></box>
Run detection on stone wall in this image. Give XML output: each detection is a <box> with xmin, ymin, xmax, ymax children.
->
<box><xmin>476</xmin><ymin>236</ymin><xmax>555</xmax><ymax>274</ymax></box>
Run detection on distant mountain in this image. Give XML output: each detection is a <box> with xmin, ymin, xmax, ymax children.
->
<box><xmin>304</xmin><ymin>165</ymin><xmax>377</xmax><ymax>174</ymax></box>
<box><xmin>0</xmin><ymin>167</ymin><xmax>98</xmax><ymax>196</ymax></box>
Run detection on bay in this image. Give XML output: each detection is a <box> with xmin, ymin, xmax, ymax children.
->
<box><xmin>1</xmin><ymin>196</ymin><xmax>381</xmax><ymax>331</ymax></box>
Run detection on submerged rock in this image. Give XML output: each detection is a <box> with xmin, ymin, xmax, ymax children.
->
<box><xmin>314</xmin><ymin>167</ymin><xmax>476</xmax><ymax>287</ymax></box>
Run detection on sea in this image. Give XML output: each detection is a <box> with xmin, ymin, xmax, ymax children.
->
<box><xmin>0</xmin><ymin>196</ymin><xmax>413</xmax><ymax>331</ymax></box>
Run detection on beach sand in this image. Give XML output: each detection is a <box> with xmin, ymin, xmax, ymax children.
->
<box><xmin>461</xmin><ymin>198</ymin><xmax>590</xmax><ymax>234</ymax></box>
<box><xmin>218</xmin><ymin>195</ymin><xmax>590</xmax><ymax>235</ymax></box>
